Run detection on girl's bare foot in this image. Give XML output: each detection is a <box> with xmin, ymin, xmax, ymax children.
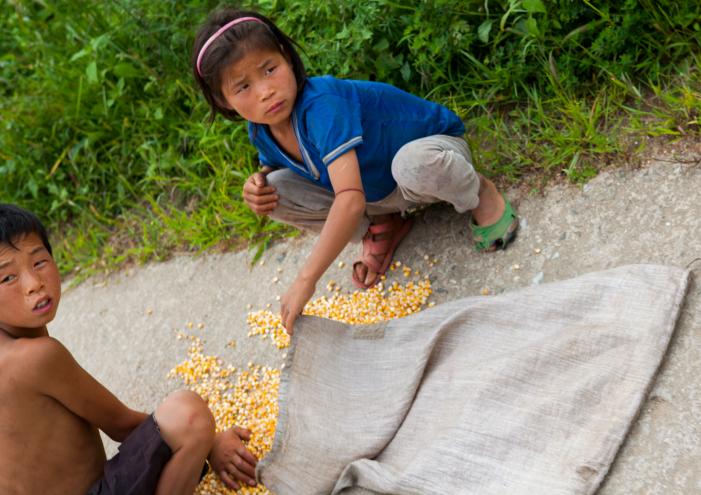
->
<box><xmin>470</xmin><ymin>175</ymin><xmax>505</xmax><ymax>226</ymax></box>
<box><xmin>352</xmin><ymin>213</ymin><xmax>413</xmax><ymax>288</ymax></box>
<box><xmin>469</xmin><ymin>174</ymin><xmax>519</xmax><ymax>252</ymax></box>
<box><xmin>353</xmin><ymin>214</ymin><xmax>393</xmax><ymax>287</ymax></box>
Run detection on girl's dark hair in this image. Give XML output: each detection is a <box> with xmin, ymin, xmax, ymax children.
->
<box><xmin>192</xmin><ymin>8</ymin><xmax>306</xmax><ymax>122</ymax></box>
<box><xmin>0</xmin><ymin>204</ymin><xmax>53</xmax><ymax>256</ymax></box>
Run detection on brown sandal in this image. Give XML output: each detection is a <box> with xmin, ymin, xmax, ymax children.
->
<box><xmin>352</xmin><ymin>214</ymin><xmax>414</xmax><ymax>289</ymax></box>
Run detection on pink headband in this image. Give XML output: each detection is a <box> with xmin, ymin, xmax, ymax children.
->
<box><xmin>196</xmin><ymin>16</ymin><xmax>267</xmax><ymax>77</ymax></box>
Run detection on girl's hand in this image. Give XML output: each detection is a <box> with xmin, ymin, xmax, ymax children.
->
<box><xmin>209</xmin><ymin>427</ymin><xmax>258</xmax><ymax>490</ymax></box>
<box><xmin>280</xmin><ymin>277</ymin><xmax>316</xmax><ymax>335</ymax></box>
<box><xmin>243</xmin><ymin>171</ymin><xmax>278</xmax><ymax>215</ymax></box>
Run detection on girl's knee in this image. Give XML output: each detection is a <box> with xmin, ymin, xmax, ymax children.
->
<box><xmin>392</xmin><ymin>137</ymin><xmax>475</xmax><ymax>192</ymax></box>
<box><xmin>155</xmin><ymin>390</ymin><xmax>215</xmax><ymax>450</ymax></box>
<box><xmin>264</xmin><ymin>169</ymin><xmax>284</xmax><ymax>188</ymax></box>
<box><xmin>265</xmin><ymin>168</ymin><xmax>298</xmax><ymax>194</ymax></box>
<box><xmin>392</xmin><ymin>141</ymin><xmax>449</xmax><ymax>189</ymax></box>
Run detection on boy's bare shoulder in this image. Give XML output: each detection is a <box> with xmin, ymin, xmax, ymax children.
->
<box><xmin>0</xmin><ymin>335</ymin><xmax>73</xmax><ymax>387</ymax></box>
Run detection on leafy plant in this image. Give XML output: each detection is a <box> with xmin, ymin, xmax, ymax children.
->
<box><xmin>1</xmin><ymin>0</ymin><xmax>700</xmax><ymax>275</ymax></box>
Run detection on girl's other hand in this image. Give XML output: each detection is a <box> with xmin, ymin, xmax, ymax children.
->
<box><xmin>280</xmin><ymin>277</ymin><xmax>316</xmax><ymax>335</ymax></box>
<box><xmin>243</xmin><ymin>171</ymin><xmax>278</xmax><ymax>215</ymax></box>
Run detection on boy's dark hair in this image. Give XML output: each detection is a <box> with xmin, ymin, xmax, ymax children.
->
<box><xmin>192</xmin><ymin>8</ymin><xmax>306</xmax><ymax>122</ymax></box>
<box><xmin>0</xmin><ymin>204</ymin><xmax>53</xmax><ymax>256</ymax></box>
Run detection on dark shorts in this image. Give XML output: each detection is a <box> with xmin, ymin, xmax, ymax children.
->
<box><xmin>86</xmin><ymin>414</ymin><xmax>172</xmax><ymax>495</ymax></box>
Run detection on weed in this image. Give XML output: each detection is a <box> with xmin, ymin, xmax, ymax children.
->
<box><xmin>1</xmin><ymin>0</ymin><xmax>700</xmax><ymax>274</ymax></box>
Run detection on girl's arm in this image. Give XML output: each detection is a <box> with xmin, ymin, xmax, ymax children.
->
<box><xmin>280</xmin><ymin>149</ymin><xmax>365</xmax><ymax>333</ymax></box>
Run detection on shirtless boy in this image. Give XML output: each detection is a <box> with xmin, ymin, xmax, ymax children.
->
<box><xmin>0</xmin><ymin>204</ymin><xmax>258</xmax><ymax>494</ymax></box>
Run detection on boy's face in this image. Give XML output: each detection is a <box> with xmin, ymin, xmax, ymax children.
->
<box><xmin>0</xmin><ymin>232</ymin><xmax>61</xmax><ymax>338</ymax></box>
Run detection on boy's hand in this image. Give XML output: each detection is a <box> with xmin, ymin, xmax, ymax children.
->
<box><xmin>243</xmin><ymin>171</ymin><xmax>278</xmax><ymax>215</ymax></box>
<box><xmin>209</xmin><ymin>427</ymin><xmax>258</xmax><ymax>490</ymax></box>
<box><xmin>280</xmin><ymin>277</ymin><xmax>316</xmax><ymax>335</ymax></box>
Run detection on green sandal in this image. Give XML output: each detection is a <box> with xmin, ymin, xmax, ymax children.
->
<box><xmin>470</xmin><ymin>199</ymin><xmax>519</xmax><ymax>252</ymax></box>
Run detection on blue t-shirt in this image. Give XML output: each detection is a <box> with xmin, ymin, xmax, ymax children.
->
<box><xmin>248</xmin><ymin>76</ymin><xmax>465</xmax><ymax>201</ymax></box>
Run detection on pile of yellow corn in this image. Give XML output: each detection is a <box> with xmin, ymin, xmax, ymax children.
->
<box><xmin>170</xmin><ymin>338</ymin><xmax>280</xmax><ymax>495</ymax></box>
<box><xmin>170</xmin><ymin>262</ymin><xmax>433</xmax><ymax>494</ymax></box>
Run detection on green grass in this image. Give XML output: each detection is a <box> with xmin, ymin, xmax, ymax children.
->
<box><xmin>2</xmin><ymin>0</ymin><xmax>700</xmax><ymax>278</ymax></box>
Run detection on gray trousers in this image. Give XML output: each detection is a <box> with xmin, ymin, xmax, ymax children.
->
<box><xmin>266</xmin><ymin>135</ymin><xmax>480</xmax><ymax>242</ymax></box>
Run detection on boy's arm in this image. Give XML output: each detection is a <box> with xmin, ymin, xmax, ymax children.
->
<box><xmin>280</xmin><ymin>149</ymin><xmax>365</xmax><ymax>332</ymax></box>
<box><xmin>19</xmin><ymin>337</ymin><xmax>147</xmax><ymax>441</ymax></box>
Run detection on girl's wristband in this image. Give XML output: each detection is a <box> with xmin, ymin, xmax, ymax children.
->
<box><xmin>334</xmin><ymin>188</ymin><xmax>364</xmax><ymax>196</ymax></box>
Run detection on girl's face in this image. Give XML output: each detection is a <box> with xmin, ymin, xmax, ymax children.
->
<box><xmin>220</xmin><ymin>48</ymin><xmax>298</xmax><ymax>131</ymax></box>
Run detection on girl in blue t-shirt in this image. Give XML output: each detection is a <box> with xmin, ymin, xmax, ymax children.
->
<box><xmin>192</xmin><ymin>8</ymin><xmax>518</xmax><ymax>333</ymax></box>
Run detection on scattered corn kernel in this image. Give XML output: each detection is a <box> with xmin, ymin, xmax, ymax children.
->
<box><xmin>246</xmin><ymin>311</ymin><xmax>291</xmax><ymax>349</ymax></box>
<box><xmin>187</xmin><ymin>322</ymin><xmax>194</xmax><ymax>329</ymax></box>
<box><xmin>197</xmin><ymin>323</ymin><xmax>205</xmax><ymax>330</ymax></box>
<box><xmin>145</xmin><ymin>308</ymin><xmax>153</xmax><ymax>316</ymax></box>
<box><xmin>338</xmin><ymin>261</ymin><xmax>346</xmax><ymax>268</ymax></box>
<box><xmin>170</xmin><ymin>340</ymin><xmax>279</xmax><ymax>495</ymax></box>
<box><xmin>272</xmin><ymin>276</ymin><xmax>279</xmax><ymax>283</ymax></box>
<box><xmin>304</xmin><ymin>278</ymin><xmax>432</xmax><ymax>326</ymax></box>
